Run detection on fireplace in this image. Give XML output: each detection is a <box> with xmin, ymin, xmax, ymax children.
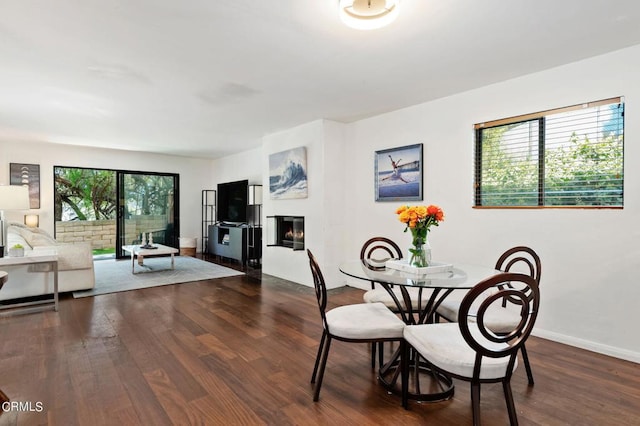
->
<box><xmin>267</xmin><ymin>215</ymin><xmax>304</xmax><ymax>250</ymax></box>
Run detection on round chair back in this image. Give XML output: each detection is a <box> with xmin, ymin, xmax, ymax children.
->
<box><xmin>459</xmin><ymin>272</ymin><xmax>539</xmax><ymax>361</ymax></box>
<box><xmin>360</xmin><ymin>237</ymin><xmax>402</xmax><ymax>262</ymax></box>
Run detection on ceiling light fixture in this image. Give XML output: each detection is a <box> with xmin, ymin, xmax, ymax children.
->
<box><xmin>339</xmin><ymin>0</ymin><xmax>399</xmax><ymax>30</ymax></box>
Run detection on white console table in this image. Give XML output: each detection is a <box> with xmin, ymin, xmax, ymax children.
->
<box><xmin>0</xmin><ymin>251</ymin><xmax>59</xmax><ymax>315</ymax></box>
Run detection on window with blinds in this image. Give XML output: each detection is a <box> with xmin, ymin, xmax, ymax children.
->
<box><xmin>474</xmin><ymin>97</ymin><xmax>624</xmax><ymax>208</ymax></box>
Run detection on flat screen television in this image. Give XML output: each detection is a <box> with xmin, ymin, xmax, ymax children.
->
<box><xmin>217</xmin><ymin>179</ymin><xmax>248</xmax><ymax>224</ymax></box>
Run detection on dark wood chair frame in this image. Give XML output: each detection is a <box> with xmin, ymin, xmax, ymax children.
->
<box><xmin>436</xmin><ymin>246</ymin><xmax>541</xmax><ymax>385</ymax></box>
<box><xmin>308</xmin><ymin>249</ymin><xmax>405</xmax><ymax>402</ymax></box>
<box><xmin>360</xmin><ymin>237</ymin><xmax>403</xmax><ymax>279</ymax></box>
<box><xmin>492</xmin><ymin>246</ymin><xmax>541</xmax><ymax>385</ymax></box>
<box><xmin>360</xmin><ymin>237</ymin><xmax>403</xmax><ymax>368</ymax></box>
<box><xmin>403</xmin><ymin>272</ymin><xmax>540</xmax><ymax>425</ymax></box>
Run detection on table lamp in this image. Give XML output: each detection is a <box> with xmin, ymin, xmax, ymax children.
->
<box><xmin>24</xmin><ymin>214</ymin><xmax>39</xmax><ymax>228</ymax></box>
<box><xmin>0</xmin><ymin>185</ymin><xmax>30</xmax><ymax>253</ymax></box>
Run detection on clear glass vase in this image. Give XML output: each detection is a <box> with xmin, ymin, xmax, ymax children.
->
<box><xmin>408</xmin><ymin>240</ymin><xmax>431</xmax><ymax>268</ymax></box>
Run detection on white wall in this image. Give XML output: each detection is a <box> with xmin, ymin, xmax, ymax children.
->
<box><xmin>342</xmin><ymin>44</ymin><xmax>640</xmax><ymax>362</ymax></box>
<box><xmin>261</xmin><ymin>120</ymin><xmax>348</xmax><ymax>288</ymax></box>
<box><xmin>321</xmin><ymin>120</ymin><xmax>348</xmax><ymax>289</ymax></box>
<box><xmin>261</xmin><ymin>120</ymin><xmax>323</xmax><ymax>286</ymax></box>
<box><xmin>210</xmin><ymin>146</ymin><xmax>262</xmax><ymax>187</ymax></box>
<box><xmin>0</xmin><ymin>141</ymin><xmax>211</xmax><ymax>250</ymax></box>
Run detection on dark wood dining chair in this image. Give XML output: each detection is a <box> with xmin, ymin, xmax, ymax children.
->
<box><xmin>360</xmin><ymin>237</ymin><xmax>403</xmax><ymax>287</ymax></box>
<box><xmin>435</xmin><ymin>246</ymin><xmax>541</xmax><ymax>385</ymax></box>
<box><xmin>403</xmin><ymin>272</ymin><xmax>540</xmax><ymax>425</ymax></box>
<box><xmin>307</xmin><ymin>249</ymin><xmax>405</xmax><ymax>401</ymax></box>
<box><xmin>360</xmin><ymin>237</ymin><xmax>403</xmax><ymax>368</ymax></box>
<box><xmin>360</xmin><ymin>237</ymin><xmax>433</xmax><ymax>368</ymax></box>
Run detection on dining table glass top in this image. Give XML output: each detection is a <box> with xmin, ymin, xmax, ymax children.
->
<box><xmin>339</xmin><ymin>259</ymin><xmax>501</xmax><ymax>290</ymax></box>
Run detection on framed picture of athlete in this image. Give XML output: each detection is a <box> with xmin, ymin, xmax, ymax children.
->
<box><xmin>374</xmin><ymin>143</ymin><xmax>423</xmax><ymax>201</ymax></box>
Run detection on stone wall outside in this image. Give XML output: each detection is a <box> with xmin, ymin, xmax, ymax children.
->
<box><xmin>55</xmin><ymin>216</ymin><xmax>167</xmax><ymax>250</ymax></box>
<box><xmin>56</xmin><ymin>219</ymin><xmax>116</xmax><ymax>250</ymax></box>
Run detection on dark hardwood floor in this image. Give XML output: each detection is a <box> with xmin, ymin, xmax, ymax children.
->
<box><xmin>0</xmin><ymin>259</ymin><xmax>638</xmax><ymax>425</ymax></box>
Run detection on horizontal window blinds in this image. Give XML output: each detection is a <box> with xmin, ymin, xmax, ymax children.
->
<box><xmin>475</xmin><ymin>97</ymin><xmax>624</xmax><ymax>208</ymax></box>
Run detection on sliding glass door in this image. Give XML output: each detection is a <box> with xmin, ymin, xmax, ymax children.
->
<box><xmin>54</xmin><ymin>167</ymin><xmax>117</xmax><ymax>258</ymax></box>
<box><xmin>116</xmin><ymin>172</ymin><xmax>179</xmax><ymax>258</ymax></box>
<box><xmin>54</xmin><ymin>167</ymin><xmax>179</xmax><ymax>260</ymax></box>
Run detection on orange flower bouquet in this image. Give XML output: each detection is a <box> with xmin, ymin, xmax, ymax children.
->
<box><xmin>396</xmin><ymin>204</ymin><xmax>445</xmax><ymax>267</ymax></box>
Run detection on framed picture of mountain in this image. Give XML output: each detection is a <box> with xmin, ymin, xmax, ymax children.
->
<box><xmin>269</xmin><ymin>147</ymin><xmax>308</xmax><ymax>199</ymax></box>
<box><xmin>374</xmin><ymin>143</ymin><xmax>423</xmax><ymax>201</ymax></box>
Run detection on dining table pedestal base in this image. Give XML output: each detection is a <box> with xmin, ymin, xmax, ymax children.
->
<box><xmin>338</xmin><ymin>259</ymin><xmax>502</xmax><ymax>405</ymax></box>
<box><xmin>378</xmin><ymin>345</ymin><xmax>455</xmax><ymax>402</ymax></box>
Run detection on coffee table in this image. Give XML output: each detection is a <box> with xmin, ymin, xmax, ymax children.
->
<box><xmin>122</xmin><ymin>244</ymin><xmax>179</xmax><ymax>274</ymax></box>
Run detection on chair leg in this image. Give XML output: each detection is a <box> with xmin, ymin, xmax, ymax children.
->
<box><xmin>313</xmin><ymin>335</ymin><xmax>332</xmax><ymax>402</ymax></box>
<box><xmin>311</xmin><ymin>331</ymin><xmax>327</xmax><ymax>384</ymax></box>
<box><xmin>520</xmin><ymin>343</ymin><xmax>534</xmax><ymax>385</ymax></box>
<box><xmin>503</xmin><ymin>380</ymin><xmax>519</xmax><ymax>426</ymax></box>
<box><xmin>377</xmin><ymin>341</ymin><xmax>384</xmax><ymax>369</ymax></box>
<box><xmin>0</xmin><ymin>388</ymin><xmax>8</xmax><ymax>412</ymax></box>
<box><xmin>401</xmin><ymin>340</ymin><xmax>409</xmax><ymax>409</ymax></box>
<box><xmin>470</xmin><ymin>381</ymin><xmax>481</xmax><ymax>426</ymax></box>
<box><xmin>371</xmin><ymin>342</ymin><xmax>377</xmax><ymax>369</ymax></box>
<box><xmin>413</xmin><ymin>349</ymin><xmax>422</xmax><ymax>396</ymax></box>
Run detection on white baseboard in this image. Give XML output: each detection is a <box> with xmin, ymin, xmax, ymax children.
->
<box><xmin>533</xmin><ymin>328</ymin><xmax>640</xmax><ymax>364</ymax></box>
<box><xmin>341</xmin><ymin>279</ymin><xmax>640</xmax><ymax>365</ymax></box>
<box><xmin>344</xmin><ymin>277</ymin><xmax>369</xmax><ymax>290</ymax></box>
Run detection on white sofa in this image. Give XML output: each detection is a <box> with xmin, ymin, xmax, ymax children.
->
<box><xmin>1</xmin><ymin>223</ymin><xmax>95</xmax><ymax>301</ymax></box>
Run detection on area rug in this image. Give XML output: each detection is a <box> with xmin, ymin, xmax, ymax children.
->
<box><xmin>73</xmin><ymin>256</ymin><xmax>244</xmax><ymax>298</ymax></box>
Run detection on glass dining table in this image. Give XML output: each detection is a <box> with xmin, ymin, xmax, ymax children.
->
<box><xmin>339</xmin><ymin>258</ymin><xmax>501</xmax><ymax>402</ymax></box>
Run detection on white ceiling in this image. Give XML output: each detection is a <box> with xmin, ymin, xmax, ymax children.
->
<box><xmin>1</xmin><ymin>0</ymin><xmax>640</xmax><ymax>159</ymax></box>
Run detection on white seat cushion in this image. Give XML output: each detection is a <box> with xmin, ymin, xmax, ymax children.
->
<box><xmin>437</xmin><ymin>288</ymin><xmax>499</xmax><ymax>319</ymax></box>
<box><xmin>437</xmin><ymin>291</ymin><xmax>524</xmax><ymax>334</ymax></box>
<box><xmin>326</xmin><ymin>302</ymin><xmax>405</xmax><ymax>340</ymax></box>
<box><xmin>363</xmin><ymin>287</ymin><xmax>434</xmax><ymax>311</ymax></box>
<box><xmin>435</xmin><ymin>290</ymin><xmax>468</xmax><ymax>320</ymax></box>
<box><xmin>404</xmin><ymin>323</ymin><xmax>517</xmax><ymax>380</ymax></box>
<box><xmin>481</xmin><ymin>306</ymin><xmax>523</xmax><ymax>333</ymax></box>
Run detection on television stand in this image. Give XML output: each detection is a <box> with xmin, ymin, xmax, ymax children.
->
<box><xmin>208</xmin><ymin>224</ymin><xmax>246</xmax><ymax>264</ymax></box>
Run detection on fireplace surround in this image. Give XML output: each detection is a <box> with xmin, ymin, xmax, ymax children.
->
<box><xmin>266</xmin><ymin>215</ymin><xmax>304</xmax><ymax>250</ymax></box>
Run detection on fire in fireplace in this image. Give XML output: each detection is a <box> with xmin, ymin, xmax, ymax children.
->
<box><xmin>284</xmin><ymin>226</ymin><xmax>304</xmax><ymax>242</ymax></box>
